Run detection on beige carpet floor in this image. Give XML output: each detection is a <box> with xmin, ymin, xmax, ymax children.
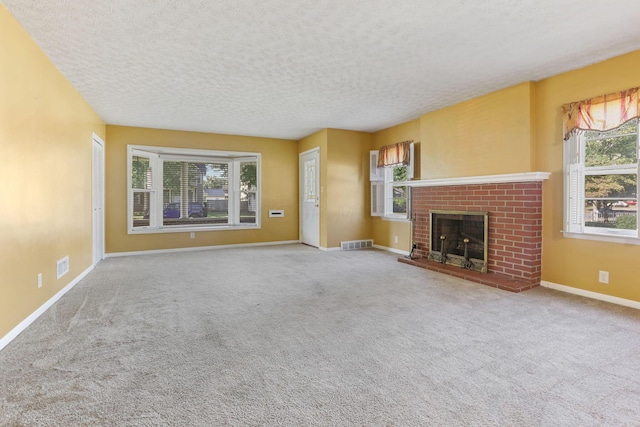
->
<box><xmin>1</xmin><ymin>244</ymin><xmax>640</xmax><ymax>426</ymax></box>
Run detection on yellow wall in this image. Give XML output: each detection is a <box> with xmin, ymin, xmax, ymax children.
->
<box><xmin>298</xmin><ymin>130</ymin><xmax>328</xmax><ymax>247</ymax></box>
<box><xmin>0</xmin><ymin>6</ymin><xmax>106</xmax><ymax>338</ymax></box>
<box><xmin>298</xmin><ymin>129</ymin><xmax>372</xmax><ymax>249</ymax></box>
<box><xmin>535</xmin><ymin>50</ymin><xmax>640</xmax><ymax>301</ymax></box>
<box><xmin>371</xmin><ymin>120</ymin><xmax>421</xmax><ymax>251</ymax></box>
<box><xmin>420</xmin><ymin>82</ymin><xmax>535</xmax><ymax>179</ymax></box>
<box><xmin>105</xmin><ymin>126</ymin><xmax>299</xmax><ymax>253</ymax></box>
<box><xmin>326</xmin><ymin>129</ymin><xmax>372</xmax><ymax>248</ymax></box>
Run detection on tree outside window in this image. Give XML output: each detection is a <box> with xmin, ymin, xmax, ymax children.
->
<box><xmin>583</xmin><ymin>119</ymin><xmax>638</xmax><ymax>231</ymax></box>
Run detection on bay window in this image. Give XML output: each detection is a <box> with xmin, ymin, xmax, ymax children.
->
<box><xmin>128</xmin><ymin>145</ymin><xmax>260</xmax><ymax>233</ymax></box>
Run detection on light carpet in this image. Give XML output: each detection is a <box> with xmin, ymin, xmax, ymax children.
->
<box><xmin>1</xmin><ymin>245</ymin><xmax>639</xmax><ymax>426</ymax></box>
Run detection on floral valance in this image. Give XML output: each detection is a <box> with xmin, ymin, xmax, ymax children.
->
<box><xmin>562</xmin><ymin>87</ymin><xmax>640</xmax><ymax>140</ymax></box>
<box><xmin>377</xmin><ymin>140</ymin><xmax>412</xmax><ymax>167</ymax></box>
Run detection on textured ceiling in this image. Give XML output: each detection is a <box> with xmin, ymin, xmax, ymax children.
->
<box><xmin>4</xmin><ymin>0</ymin><xmax>640</xmax><ymax>140</ymax></box>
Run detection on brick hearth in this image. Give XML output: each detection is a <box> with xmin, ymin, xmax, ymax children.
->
<box><xmin>402</xmin><ymin>180</ymin><xmax>544</xmax><ymax>292</ymax></box>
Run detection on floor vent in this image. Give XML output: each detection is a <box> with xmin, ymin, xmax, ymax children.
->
<box><xmin>340</xmin><ymin>240</ymin><xmax>373</xmax><ymax>250</ymax></box>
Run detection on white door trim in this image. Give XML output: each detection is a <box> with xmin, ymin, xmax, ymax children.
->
<box><xmin>92</xmin><ymin>133</ymin><xmax>105</xmax><ymax>265</ymax></box>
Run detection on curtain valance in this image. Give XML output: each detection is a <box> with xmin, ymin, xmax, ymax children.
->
<box><xmin>562</xmin><ymin>87</ymin><xmax>640</xmax><ymax>140</ymax></box>
<box><xmin>377</xmin><ymin>140</ymin><xmax>412</xmax><ymax>167</ymax></box>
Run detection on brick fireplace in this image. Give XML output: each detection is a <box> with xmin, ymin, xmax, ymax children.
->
<box><xmin>399</xmin><ymin>173</ymin><xmax>550</xmax><ymax>292</ymax></box>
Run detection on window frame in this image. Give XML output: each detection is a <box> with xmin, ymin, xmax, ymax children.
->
<box><xmin>127</xmin><ymin>145</ymin><xmax>261</xmax><ymax>234</ymax></box>
<box><xmin>383</xmin><ymin>164</ymin><xmax>412</xmax><ymax>220</ymax></box>
<box><xmin>370</xmin><ymin>143</ymin><xmax>414</xmax><ymax>221</ymax></box>
<box><xmin>563</xmin><ymin>121</ymin><xmax>640</xmax><ymax>244</ymax></box>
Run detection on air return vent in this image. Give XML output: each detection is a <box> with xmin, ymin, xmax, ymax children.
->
<box><xmin>340</xmin><ymin>240</ymin><xmax>373</xmax><ymax>251</ymax></box>
<box><xmin>57</xmin><ymin>256</ymin><xmax>69</xmax><ymax>279</ymax></box>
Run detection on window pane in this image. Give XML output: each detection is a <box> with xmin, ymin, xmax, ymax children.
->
<box><xmin>585</xmin><ymin>119</ymin><xmax>638</xmax><ymax>167</ymax></box>
<box><xmin>132</xmin><ymin>191</ymin><xmax>151</xmax><ymax>227</ymax></box>
<box><xmin>162</xmin><ymin>161</ymin><xmax>182</xmax><ymax>209</ymax></box>
<box><xmin>392</xmin><ymin>185</ymin><xmax>407</xmax><ymax>215</ymax></box>
<box><xmin>393</xmin><ymin>165</ymin><xmax>408</xmax><ymax>182</ymax></box>
<box><xmin>585</xmin><ymin>174</ymin><xmax>637</xmax><ymax>231</ymax></box>
<box><xmin>585</xmin><ymin>174</ymin><xmax>637</xmax><ymax>199</ymax></box>
<box><xmin>162</xmin><ymin>161</ymin><xmax>228</xmax><ymax>225</ymax></box>
<box><xmin>240</xmin><ymin>162</ymin><xmax>257</xmax><ymax>224</ymax></box>
<box><xmin>203</xmin><ymin>163</ymin><xmax>229</xmax><ymax>224</ymax></box>
<box><xmin>132</xmin><ymin>156</ymin><xmax>152</xmax><ymax>189</ymax></box>
<box><xmin>585</xmin><ymin>199</ymin><xmax>637</xmax><ymax>231</ymax></box>
<box><xmin>303</xmin><ymin>159</ymin><xmax>316</xmax><ymax>202</ymax></box>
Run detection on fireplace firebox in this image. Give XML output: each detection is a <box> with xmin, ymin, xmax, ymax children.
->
<box><xmin>427</xmin><ymin>210</ymin><xmax>488</xmax><ymax>273</ymax></box>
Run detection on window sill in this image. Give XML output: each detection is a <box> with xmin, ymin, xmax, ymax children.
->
<box><xmin>381</xmin><ymin>216</ymin><xmax>410</xmax><ymax>223</ymax></box>
<box><xmin>129</xmin><ymin>223</ymin><xmax>260</xmax><ymax>235</ymax></box>
<box><xmin>562</xmin><ymin>230</ymin><xmax>640</xmax><ymax>245</ymax></box>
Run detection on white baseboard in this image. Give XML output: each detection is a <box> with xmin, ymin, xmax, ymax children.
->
<box><xmin>373</xmin><ymin>244</ymin><xmax>411</xmax><ymax>256</ymax></box>
<box><xmin>0</xmin><ymin>264</ymin><xmax>94</xmax><ymax>353</ymax></box>
<box><xmin>106</xmin><ymin>240</ymin><xmax>301</xmax><ymax>258</ymax></box>
<box><xmin>541</xmin><ymin>280</ymin><xmax>640</xmax><ymax>310</ymax></box>
<box><xmin>319</xmin><ymin>246</ymin><xmax>340</xmax><ymax>252</ymax></box>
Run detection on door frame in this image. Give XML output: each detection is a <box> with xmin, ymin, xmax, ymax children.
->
<box><xmin>299</xmin><ymin>147</ymin><xmax>320</xmax><ymax>247</ymax></box>
<box><xmin>92</xmin><ymin>133</ymin><xmax>105</xmax><ymax>265</ymax></box>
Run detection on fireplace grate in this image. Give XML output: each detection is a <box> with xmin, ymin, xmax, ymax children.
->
<box><xmin>428</xmin><ymin>210</ymin><xmax>488</xmax><ymax>273</ymax></box>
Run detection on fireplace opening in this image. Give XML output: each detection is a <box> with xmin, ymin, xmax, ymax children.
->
<box><xmin>428</xmin><ymin>210</ymin><xmax>488</xmax><ymax>273</ymax></box>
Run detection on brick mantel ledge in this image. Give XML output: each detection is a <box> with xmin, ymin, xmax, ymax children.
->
<box><xmin>401</xmin><ymin>171</ymin><xmax>550</xmax><ymax>187</ymax></box>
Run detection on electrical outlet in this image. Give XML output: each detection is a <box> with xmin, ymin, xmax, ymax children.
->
<box><xmin>190</xmin><ymin>232</ymin><xmax>195</xmax><ymax>239</ymax></box>
<box><xmin>37</xmin><ymin>273</ymin><xmax>42</xmax><ymax>288</ymax></box>
<box><xmin>394</xmin><ymin>235</ymin><xmax>399</xmax><ymax>243</ymax></box>
<box><xmin>598</xmin><ymin>270</ymin><xmax>609</xmax><ymax>284</ymax></box>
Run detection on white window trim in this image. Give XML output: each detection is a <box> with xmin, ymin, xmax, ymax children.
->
<box><xmin>383</xmin><ymin>167</ymin><xmax>410</xmax><ymax>221</ymax></box>
<box><xmin>371</xmin><ymin>181</ymin><xmax>384</xmax><ymax>217</ymax></box>
<box><xmin>563</xmin><ymin>126</ymin><xmax>640</xmax><ymax>243</ymax></box>
<box><xmin>370</xmin><ymin>150</ymin><xmax>385</xmax><ymax>181</ymax></box>
<box><xmin>562</xmin><ymin>231</ymin><xmax>640</xmax><ymax>246</ymax></box>
<box><xmin>128</xmin><ymin>145</ymin><xmax>261</xmax><ymax>234</ymax></box>
<box><xmin>370</xmin><ymin>144</ymin><xmax>413</xmax><ymax>221</ymax></box>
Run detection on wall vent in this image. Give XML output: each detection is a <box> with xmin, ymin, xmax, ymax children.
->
<box><xmin>340</xmin><ymin>240</ymin><xmax>373</xmax><ymax>251</ymax></box>
<box><xmin>57</xmin><ymin>256</ymin><xmax>69</xmax><ymax>279</ymax></box>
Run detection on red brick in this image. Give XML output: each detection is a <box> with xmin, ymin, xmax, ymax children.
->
<box><xmin>496</xmin><ymin>184</ymin><xmax>514</xmax><ymax>190</ymax></box>
<box><xmin>409</xmin><ymin>181</ymin><xmax>543</xmax><ymax>284</ymax></box>
<box><xmin>518</xmin><ymin>182</ymin><xmax>541</xmax><ymax>190</ymax></box>
<box><xmin>505</xmin><ymin>201</ymin><xmax>525</xmax><ymax>208</ymax></box>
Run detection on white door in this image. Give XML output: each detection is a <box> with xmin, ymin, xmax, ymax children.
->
<box><xmin>300</xmin><ymin>148</ymin><xmax>320</xmax><ymax>247</ymax></box>
<box><xmin>92</xmin><ymin>135</ymin><xmax>105</xmax><ymax>264</ymax></box>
